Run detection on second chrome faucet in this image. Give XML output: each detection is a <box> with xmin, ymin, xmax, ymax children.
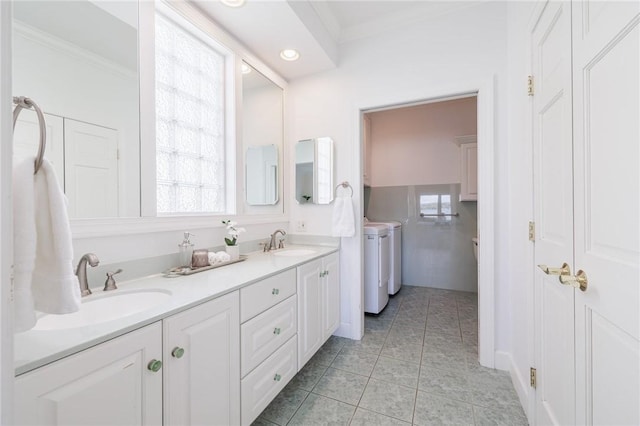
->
<box><xmin>266</xmin><ymin>229</ymin><xmax>286</xmax><ymax>252</ymax></box>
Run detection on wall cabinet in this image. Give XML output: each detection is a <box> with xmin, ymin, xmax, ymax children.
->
<box><xmin>15</xmin><ymin>323</ymin><xmax>163</xmax><ymax>426</ymax></box>
<box><xmin>163</xmin><ymin>292</ymin><xmax>240</xmax><ymax>426</ymax></box>
<box><xmin>297</xmin><ymin>252</ymin><xmax>340</xmax><ymax>368</ymax></box>
<box><xmin>460</xmin><ymin>142</ymin><xmax>478</xmax><ymax>201</ymax></box>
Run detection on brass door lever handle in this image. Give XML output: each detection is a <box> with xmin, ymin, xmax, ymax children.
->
<box><xmin>559</xmin><ymin>270</ymin><xmax>588</xmax><ymax>292</ymax></box>
<box><xmin>538</xmin><ymin>263</ymin><xmax>571</xmax><ymax>276</ymax></box>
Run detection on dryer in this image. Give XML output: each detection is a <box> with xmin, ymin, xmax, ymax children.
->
<box><xmin>366</xmin><ymin>220</ymin><xmax>402</xmax><ymax>295</ymax></box>
<box><xmin>364</xmin><ymin>224</ymin><xmax>390</xmax><ymax>314</ymax></box>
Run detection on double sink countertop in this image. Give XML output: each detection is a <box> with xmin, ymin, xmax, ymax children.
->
<box><xmin>15</xmin><ymin>245</ymin><xmax>338</xmax><ymax>376</ymax></box>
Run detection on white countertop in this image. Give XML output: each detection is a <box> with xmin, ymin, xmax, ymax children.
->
<box><xmin>14</xmin><ymin>245</ymin><xmax>338</xmax><ymax>376</ymax></box>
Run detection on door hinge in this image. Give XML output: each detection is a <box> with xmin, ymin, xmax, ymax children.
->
<box><xmin>530</xmin><ymin>367</ymin><xmax>537</xmax><ymax>388</ymax></box>
<box><xmin>527</xmin><ymin>75</ymin><xmax>534</xmax><ymax>96</ymax></box>
<box><xmin>528</xmin><ymin>221</ymin><xmax>535</xmax><ymax>242</ymax></box>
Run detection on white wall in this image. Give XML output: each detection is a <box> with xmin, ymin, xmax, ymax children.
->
<box><xmin>287</xmin><ymin>1</ymin><xmax>508</xmax><ymax>344</ymax></box>
<box><xmin>367</xmin><ymin>97</ymin><xmax>477</xmax><ymax>187</ymax></box>
<box><xmin>0</xmin><ymin>2</ymin><xmax>13</xmax><ymax>421</ymax></box>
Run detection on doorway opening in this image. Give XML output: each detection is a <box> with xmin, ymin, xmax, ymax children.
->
<box><xmin>355</xmin><ymin>83</ymin><xmax>495</xmax><ymax>368</ymax></box>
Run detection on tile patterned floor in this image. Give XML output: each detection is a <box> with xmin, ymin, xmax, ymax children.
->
<box><xmin>253</xmin><ymin>285</ymin><xmax>528</xmax><ymax>426</ymax></box>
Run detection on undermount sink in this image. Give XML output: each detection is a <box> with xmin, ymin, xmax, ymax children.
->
<box><xmin>33</xmin><ymin>289</ymin><xmax>172</xmax><ymax>331</ymax></box>
<box><xmin>272</xmin><ymin>249</ymin><xmax>317</xmax><ymax>257</ymax></box>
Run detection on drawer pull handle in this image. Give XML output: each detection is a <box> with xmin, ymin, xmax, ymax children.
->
<box><xmin>273</xmin><ymin>374</ymin><xmax>282</xmax><ymax>382</ymax></box>
<box><xmin>272</xmin><ymin>288</ymin><xmax>280</xmax><ymax>295</ymax></box>
<box><xmin>147</xmin><ymin>359</ymin><xmax>162</xmax><ymax>372</ymax></box>
<box><xmin>273</xmin><ymin>327</ymin><xmax>281</xmax><ymax>335</ymax></box>
<box><xmin>171</xmin><ymin>347</ymin><xmax>185</xmax><ymax>359</ymax></box>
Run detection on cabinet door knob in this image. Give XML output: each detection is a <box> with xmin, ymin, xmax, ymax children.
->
<box><xmin>171</xmin><ymin>347</ymin><xmax>185</xmax><ymax>358</ymax></box>
<box><xmin>273</xmin><ymin>327</ymin><xmax>281</xmax><ymax>335</ymax></box>
<box><xmin>147</xmin><ymin>359</ymin><xmax>163</xmax><ymax>372</ymax></box>
<box><xmin>272</xmin><ymin>288</ymin><xmax>279</xmax><ymax>295</ymax></box>
<box><xmin>273</xmin><ymin>373</ymin><xmax>282</xmax><ymax>382</ymax></box>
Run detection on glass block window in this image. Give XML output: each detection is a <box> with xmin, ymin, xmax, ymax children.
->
<box><xmin>155</xmin><ymin>8</ymin><xmax>227</xmax><ymax>214</ymax></box>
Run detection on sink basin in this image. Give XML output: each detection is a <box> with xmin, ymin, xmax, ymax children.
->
<box><xmin>33</xmin><ymin>289</ymin><xmax>172</xmax><ymax>331</ymax></box>
<box><xmin>272</xmin><ymin>249</ymin><xmax>317</xmax><ymax>257</ymax></box>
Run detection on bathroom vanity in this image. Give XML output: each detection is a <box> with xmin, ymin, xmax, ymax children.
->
<box><xmin>14</xmin><ymin>246</ymin><xmax>339</xmax><ymax>426</ymax></box>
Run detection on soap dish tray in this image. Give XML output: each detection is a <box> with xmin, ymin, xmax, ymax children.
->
<box><xmin>164</xmin><ymin>255</ymin><xmax>247</xmax><ymax>277</ymax></box>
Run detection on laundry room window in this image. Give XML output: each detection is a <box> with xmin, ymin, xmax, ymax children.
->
<box><xmin>154</xmin><ymin>4</ymin><xmax>233</xmax><ymax>215</ymax></box>
<box><xmin>419</xmin><ymin>194</ymin><xmax>452</xmax><ymax>222</ymax></box>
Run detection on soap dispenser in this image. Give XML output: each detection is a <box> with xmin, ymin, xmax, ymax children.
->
<box><xmin>178</xmin><ymin>232</ymin><xmax>195</xmax><ymax>268</ymax></box>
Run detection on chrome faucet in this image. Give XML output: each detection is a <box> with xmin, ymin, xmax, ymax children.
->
<box><xmin>76</xmin><ymin>253</ymin><xmax>99</xmax><ymax>297</ymax></box>
<box><xmin>268</xmin><ymin>229</ymin><xmax>287</xmax><ymax>251</ymax></box>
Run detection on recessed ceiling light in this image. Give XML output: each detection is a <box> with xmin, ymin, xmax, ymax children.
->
<box><xmin>241</xmin><ymin>63</ymin><xmax>252</xmax><ymax>74</ymax></box>
<box><xmin>280</xmin><ymin>49</ymin><xmax>300</xmax><ymax>61</ymax></box>
<box><xmin>221</xmin><ymin>0</ymin><xmax>245</xmax><ymax>7</ymax></box>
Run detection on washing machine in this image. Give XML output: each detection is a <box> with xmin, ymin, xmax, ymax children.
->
<box><xmin>366</xmin><ymin>220</ymin><xmax>402</xmax><ymax>295</ymax></box>
<box><xmin>364</xmin><ymin>224</ymin><xmax>390</xmax><ymax>314</ymax></box>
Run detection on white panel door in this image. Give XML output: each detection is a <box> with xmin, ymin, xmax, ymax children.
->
<box><xmin>163</xmin><ymin>292</ymin><xmax>240</xmax><ymax>426</ymax></box>
<box><xmin>297</xmin><ymin>259</ymin><xmax>323</xmax><ymax>368</ymax></box>
<box><xmin>13</xmin><ymin>111</ymin><xmax>64</xmax><ymax>180</ymax></box>
<box><xmin>572</xmin><ymin>2</ymin><xmax>640</xmax><ymax>424</ymax></box>
<box><xmin>322</xmin><ymin>252</ymin><xmax>340</xmax><ymax>341</ymax></box>
<box><xmin>531</xmin><ymin>2</ymin><xmax>575</xmax><ymax>425</ymax></box>
<box><xmin>15</xmin><ymin>323</ymin><xmax>162</xmax><ymax>426</ymax></box>
<box><xmin>64</xmin><ymin>119</ymin><xmax>118</xmax><ymax>218</ymax></box>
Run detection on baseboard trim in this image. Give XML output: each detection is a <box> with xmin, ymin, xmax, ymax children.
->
<box><xmin>497</xmin><ymin>350</ymin><xmax>531</xmax><ymax>421</ymax></box>
<box><xmin>494</xmin><ymin>350</ymin><xmax>511</xmax><ymax>371</ymax></box>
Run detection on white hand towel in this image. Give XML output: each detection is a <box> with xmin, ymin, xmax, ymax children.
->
<box><xmin>30</xmin><ymin>159</ymin><xmax>81</xmax><ymax>316</ymax></box>
<box><xmin>332</xmin><ymin>194</ymin><xmax>355</xmax><ymax>237</ymax></box>
<box><xmin>216</xmin><ymin>251</ymin><xmax>231</xmax><ymax>263</ymax></box>
<box><xmin>13</xmin><ymin>158</ymin><xmax>37</xmax><ymax>332</ymax></box>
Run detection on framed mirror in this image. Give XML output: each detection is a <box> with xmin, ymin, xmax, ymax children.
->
<box><xmin>246</xmin><ymin>145</ymin><xmax>278</xmax><ymax>205</ymax></box>
<box><xmin>295</xmin><ymin>137</ymin><xmax>334</xmax><ymax>205</ymax></box>
<box><xmin>12</xmin><ymin>0</ymin><xmax>140</xmax><ymax>219</ymax></box>
<box><xmin>242</xmin><ymin>61</ymin><xmax>283</xmax><ymax>208</ymax></box>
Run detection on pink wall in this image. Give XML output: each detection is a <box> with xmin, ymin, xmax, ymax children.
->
<box><xmin>367</xmin><ymin>97</ymin><xmax>477</xmax><ymax>187</ymax></box>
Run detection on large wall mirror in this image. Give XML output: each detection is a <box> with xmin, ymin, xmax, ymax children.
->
<box><xmin>12</xmin><ymin>0</ymin><xmax>140</xmax><ymax>219</ymax></box>
<box><xmin>295</xmin><ymin>137</ymin><xmax>334</xmax><ymax>205</ymax></box>
<box><xmin>246</xmin><ymin>145</ymin><xmax>278</xmax><ymax>205</ymax></box>
<box><xmin>242</xmin><ymin>61</ymin><xmax>283</xmax><ymax>207</ymax></box>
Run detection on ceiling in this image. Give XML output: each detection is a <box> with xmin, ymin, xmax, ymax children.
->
<box><xmin>192</xmin><ymin>0</ymin><xmax>484</xmax><ymax>81</ymax></box>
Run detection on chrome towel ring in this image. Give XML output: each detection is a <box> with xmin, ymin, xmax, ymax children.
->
<box><xmin>334</xmin><ymin>181</ymin><xmax>353</xmax><ymax>198</ymax></box>
<box><xmin>13</xmin><ymin>96</ymin><xmax>47</xmax><ymax>174</ymax></box>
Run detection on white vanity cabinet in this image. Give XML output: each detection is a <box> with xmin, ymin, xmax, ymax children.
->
<box><xmin>240</xmin><ymin>269</ymin><xmax>298</xmax><ymax>425</ymax></box>
<box><xmin>14</xmin><ymin>322</ymin><xmax>163</xmax><ymax>426</ymax></box>
<box><xmin>163</xmin><ymin>292</ymin><xmax>240</xmax><ymax>426</ymax></box>
<box><xmin>297</xmin><ymin>252</ymin><xmax>340</xmax><ymax>368</ymax></box>
<box><xmin>321</xmin><ymin>252</ymin><xmax>340</xmax><ymax>340</ymax></box>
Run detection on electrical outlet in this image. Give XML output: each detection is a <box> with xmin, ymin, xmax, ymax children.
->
<box><xmin>296</xmin><ymin>221</ymin><xmax>307</xmax><ymax>232</ymax></box>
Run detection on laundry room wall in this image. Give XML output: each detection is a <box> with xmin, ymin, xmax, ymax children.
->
<box><xmin>365</xmin><ymin>97</ymin><xmax>478</xmax><ymax>292</ymax></box>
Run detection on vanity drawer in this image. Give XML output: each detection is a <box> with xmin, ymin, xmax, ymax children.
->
<box><xmin>241</xmin><ymin>295</ymin><xmax>296</xmax><ymax>377</ymax></box>
<box><xmin>241</xmin><ymin>336</ymin><xmax>297</xmax><ymax>426</ymax></box>
<box><xmin>240</xmin><ymin>269</ymin><xmax>296</xmax><ymax>322</ymax></box>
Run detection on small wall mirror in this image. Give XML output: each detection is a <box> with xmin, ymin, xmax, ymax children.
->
<box><xmin>295</xmin><ymin>137</ymin><xmax>334</xmax><ymax>205</ymax></box>
<box><xmin>242</xmin><ymin>61</ymin><xmax>283</xmax><ymax>208</ymax></box>
<box><xmin>246</xmin><ymin>145</ymin><xmax>278</xmax><ymax>205</ymax></box>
